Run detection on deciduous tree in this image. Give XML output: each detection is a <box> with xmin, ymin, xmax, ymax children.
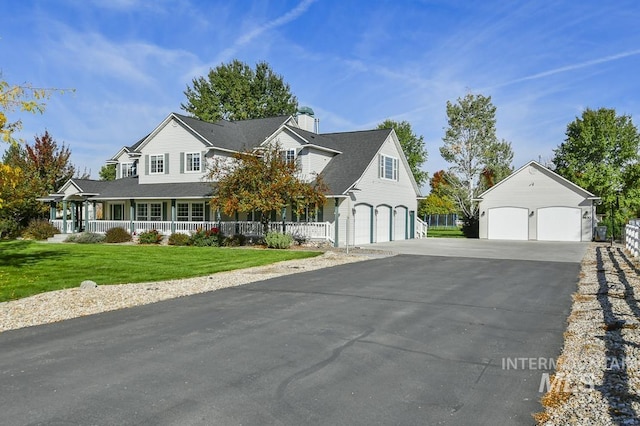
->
<box><xmin>182</xmin><ymin>60</ymin><xmax>298</xmax><ymax>122</ymax></box>
<box><xmin>207</xmin><ymin>143</ymin><xmax>327</xmax><ymax>228</ymax></box>
<box><xmin>552</xmin><ymin>107</ymin><xmax>640</xmax><ymax>229</ymax></box>
<box><xmin>377</xmin><ymin>119</ymin><xmax>428</xmax><ymax>187</ymax></box>
<box><xmin>99</xmin><ymin>164</ymin><xmax>116</xmax><ymax>181</ymax></box>
<box><xmin>440</xmin><ymin>93</ymin><xmax>513</xmax><ymax>235</ymax></box>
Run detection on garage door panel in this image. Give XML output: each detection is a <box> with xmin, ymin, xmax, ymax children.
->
<box><xmin>394</xmin><ymin>207</ymin><xmax>407</xmax><ymax>241</ymax></box>
<box><xmin>354</xmin><ymin>204</ymin><xmax>372</xmax><ymax>245</ymax></box>
<box><xmin>537</xmin><ymin>207</ymin><xmax>581</xmax><ymax>242</ymax></box>
<box><xmin>376</xmin><ymin>206</ymin><xmax>391</xmax><ymax>243</ymax></box>
<box><xmin>488</xmin><ymin>207</ymin><xmax>528</xmax><ymax>240</ymax></box>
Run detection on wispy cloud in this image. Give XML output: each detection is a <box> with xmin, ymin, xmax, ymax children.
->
<box><xmin>488</xmin><ymin>49</ymin><xmax>640</xmax><ymax>90</ymax></box>
<box><xmin>217</xmin><ymin>0</ymin><xmax>317</xmax><ymax>62</ymax></box>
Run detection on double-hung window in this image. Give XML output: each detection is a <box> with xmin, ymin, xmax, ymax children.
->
<box><xmin>191</xmin><ymin>203</ymin><xmax>204</xmax><ymax>221</ymax></box>
<box><xmin>150</xmin><ymin>155</ymin><xmax>164</xmax><ymax>174</ymax></box>
<box><xmin>379</xmin><ymin>154</ymin><xmax>399</xmax><ymax>181</ymax></box>
<box><xmin>177</xmin><ymin>203</ymin><xmax>190</xmax><ymax>221</ymax></box>
<box><xmin>281</xmin><ymin>149</ymin><xmax>296</xmax><ymax>164</ymax></box>
<box><xmin>185</xmin><ymin>152</ymin><xmax>201</xmax><ymax>172</ymax></box>
<box><xmin>149</xmin><ymin>203</ymin><xmax>162</xmax><ymax>221</ymax></box>
<box><xmin>136</xmin><ymin>203</ymin><xmax>148</xmax><ymax>221</ymax></box>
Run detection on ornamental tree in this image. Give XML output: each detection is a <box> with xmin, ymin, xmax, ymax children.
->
<box><xmin>207</xmin><ymin>143</ymin><xmax>327</xmax><ymax>228</ymax></box>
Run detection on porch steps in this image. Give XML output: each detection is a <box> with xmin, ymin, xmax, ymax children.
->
<box><xmin>45</xmin><ymin>233</ymin><xmax>68</xmax><ymax>243</ymax></box>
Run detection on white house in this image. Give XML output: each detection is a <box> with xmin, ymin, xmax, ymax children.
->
<box><xmin>43</xmin><ymin>109</ymin><xmax>424</xmax><ymax>246</ymax></box>
<box><xmin>476</xmin><ymin>161</ymin><xmax>599</xmax><ymax>241</ymax></box>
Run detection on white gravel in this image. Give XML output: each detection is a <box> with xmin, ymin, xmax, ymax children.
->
<box><xmin>0</xmin><ymin>251</ymin><xmax>370</xmax><ymax>333</ymax></box>
<box><xmin>537</xmin><ymin>243</ymin><xmax>640</xmax><ymax>425</ymax></box>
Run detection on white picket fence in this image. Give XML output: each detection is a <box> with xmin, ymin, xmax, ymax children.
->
<box><xmin>626</xmin><ymin>219</ymin><xmax>640</xmax><ymax>258</ymax></box>
<box><xmin>415</xmin><ymin>218</ymin><xmax>428</xmax><ymax>238</ymax></box>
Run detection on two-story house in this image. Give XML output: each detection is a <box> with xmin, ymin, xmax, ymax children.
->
<box><xmin>43</xmin><ymin>109</ymin><xmax>424</xmax><ymax>247</ymax></box>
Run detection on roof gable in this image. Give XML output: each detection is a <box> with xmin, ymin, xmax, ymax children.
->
<box><xmin>477</xmin><ymin>161</ymin><xmax>597</xmax><ymax>200</ymax></box>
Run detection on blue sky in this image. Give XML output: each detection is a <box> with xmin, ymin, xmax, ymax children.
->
<box><xmin>3</xmin><ymin>0</ymin><xmax>640</xmax><ymax>191</ymax></box>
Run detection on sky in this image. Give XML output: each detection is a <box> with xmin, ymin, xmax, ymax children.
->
<box><xmin>2</xmin><ymin>0</ymin><xmax>640</xmax><ymax>192</ymax></box>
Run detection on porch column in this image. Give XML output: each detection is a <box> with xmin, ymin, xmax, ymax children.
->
<box><xmin>171</xmin><ymin>199</ymin><xmax>176</xmax><ymax>234</ymax></box>
<box><xmin>70</xmin><ymin>202</ymin><xmax>76</xmax><ymax>233</ymax></box>
<box><xmin>49</xmin><ymin>202</ymin><xmax>56</xmax><ymax>221</ymax></box>
<box><xmin>129</xmin><ymin>199</ymin><xmax>135</xmax><ymax>234</ymax></box>
<box><xmin>281</xmin><ymin>206</ymin><xmax>287</xmax><ymax>234</ymax></box>
<box><xmin>62</xmin><ymin>201</ymin><xmax>68</xmax><ymax>234</ymax></box>
<box><xmin>216</xmin><ymin>208</ymin><xmax>221</xmax><ymax>230</ymax></box>
<box><xmin>235</xmin><ymin>211</ymin><xmax>239</xmax><ymax>235</ymax></box>
<box><xmin>84</xmin><ymin>201</ymin><xmax>89</xmax><ymax>232</ymax></box>
<box><xmin>334</xmin><ymin>199</ymin><xmax>340</xmax><ymax>247</ymax></box>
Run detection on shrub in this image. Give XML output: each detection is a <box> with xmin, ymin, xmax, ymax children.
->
<box><xmin>168</xmin><ymin>232</ymin><xmax>190</xmax><ymax>246</ymax></box>
<box><xmin>68</xmin><ymin>232</ymin><xmax>105</xmax><ymax>244</ymax></box>
<box><xmin>138</xmin><ymin>229</ymin><xmax>163</xmax><ymax>244</ymax></box>
<box><xmin>222</xmin><ymin>234</ymin><xmax>246</xmax><ymax>247</ymax></box>
<box><xmin>104</xmin><ymin>227</ymin><xmax>132</xmax><ymax>243</ymax></box>
<box><xmin>190</xmin><ymin>227</ymin><xmax>223</xmax><ymax>247</ymax></box>
<box><xmin>290</xmin><ymin>232</ymin><xmax>308</xmax><ymax>245</ymax></box>
<box><xmin>0</xmin><ymin>219</ymin><xmax>22</xmax><ymax>239</ymax></box>
<box><xmin>461</xmin><ymin>216</ymin><xmax>479</xmax><ymax>238</ymax></box>
<box><xmin>264</xmin><ymin>231</ymin><xmax>293</xmax><ymax>249</ymax></box>
<box><xmin>22</xmin><ymin>219</ymin><xmax>59</xmax><ymax>240</ymax></box>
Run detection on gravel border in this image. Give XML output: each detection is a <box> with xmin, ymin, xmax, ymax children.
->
<box><xmin>536</xmin><ymin>243</ymin><xmax>640</xmax><ymax>425</ymax></box>
<box><xmin>0</xmin><ymin>251</ymin><xmax>373</xmax><ymax>333</ymax></box>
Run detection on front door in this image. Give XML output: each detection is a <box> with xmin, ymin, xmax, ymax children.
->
<box><xmin>112</xmin><ymin>204</ymin><xmax>124</xmax><ymax>221</ymax></box>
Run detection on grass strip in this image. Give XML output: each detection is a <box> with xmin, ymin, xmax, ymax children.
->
<box><xmin>0</xmin><ymin>240</ymin><xmax>320</xmax><ymax>302</ymax></box>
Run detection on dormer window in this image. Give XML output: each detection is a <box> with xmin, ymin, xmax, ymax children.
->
<box><xmin>121</xmin><ymin>162</ymin><xmax>134</xmax><ymax>178</ymax></box>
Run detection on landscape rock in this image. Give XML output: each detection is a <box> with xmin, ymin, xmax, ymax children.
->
<box><xmin>80</xmin><ymin>280</ymin><xmax>98</xmax><ymax>290</ymax></box>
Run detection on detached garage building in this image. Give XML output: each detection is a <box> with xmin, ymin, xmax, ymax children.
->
<box><xmin>477</xmin><ymin>161</ymin><xmax>599</xmax><ymax>242</ymax></box>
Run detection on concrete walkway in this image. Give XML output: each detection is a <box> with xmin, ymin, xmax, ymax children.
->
<box><xmin>367</xmin><ymin>238</ymin><xmax>589</xmax><ymax>263</ymax></box>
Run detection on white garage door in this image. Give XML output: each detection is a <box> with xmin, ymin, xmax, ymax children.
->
<box><xmin>537</xmin><ymin>207</ymin><xmax>581</xmax><ymax>242</ymax></box>
<box><xmin>394</xmin><ymin>206</ymin><xmax>407</xmax><ymax>240</ymax></box>
<box><xmin>376</xmin><ymin>205</ymin><xmax>391</xmax><ymax>243</ymax></box>
<box><xmin>353</xmin><ymin>204</ymin><xmax>372</xmax><ymax>245</ymax></box>
<box><xmin>488</xmin><ymin>207</ymin><xmax>528</xmax><ymax>240</ymax></box>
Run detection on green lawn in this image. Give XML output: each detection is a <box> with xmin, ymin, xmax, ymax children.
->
<box><xmin>0</xmin><ymin>241</ymin><xmax>321</xmax><ymax>302</ymax></box>
<box><xmin>426</xmin><ymin>227</ymin><xmax>466</xmax><ymax>238</ymax></box>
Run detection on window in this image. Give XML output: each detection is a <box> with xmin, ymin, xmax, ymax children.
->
<box><xmin>191</xmin><ymin>203</ymin><xmax>204</xmax><ymax>221</ymax></box>
<box><xmin>185</xmin><ymin>152</ymin><xmax>201</xmax><ymax>172</ymax></box>
<box><xmin>136</xmin><ymin>203</ymin><xmax>148</xmax><ymax>221</ymax></box>
<box><xmin>150</xmin><ymin>203</ymin><xmax>162</xmax><ymax>221</ymax></box>
<box><xmin>150</xmin><ymin>155</ymin><xmax>164</xmax><ymax>174</ymax></box>
<box><xmin>379</xmin><ymin>155</ymin><xmax>399</xmax><ymax>181</ymax></box>
<box><xmin>177</xmin><ymin>203</ymin><xmax>189</xmax><ymax>221</ymax></box>
<box><xmin>281</xmin><ymin>149</ymin><xmax>296</xmax><ymax>164</ymax></box>
<box><xmin>121</xmin><ymin>162</ymin><xmax>134</xmax><ymax>178</ymax></box>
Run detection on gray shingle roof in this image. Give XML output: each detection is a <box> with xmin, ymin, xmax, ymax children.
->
<box><xmin>100</xmin><ymin>113</ymin><xmax>405</xmax><ymax>198</ymax></box>
<box><xmin>73</xmin><ymin>177</ymin><xmax>213</xmax><ymax>200</ymax></box>
<box><xmin>292</xmin><ymin>128</ymin><xmax>392</xmax><ymax>194</ymax></box>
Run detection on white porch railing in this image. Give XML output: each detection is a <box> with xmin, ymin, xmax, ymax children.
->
<box><xmin>416</xmin><ymin>218</ymin><xmax>428</xmax><ymax>238</ymax></box>
<box><xmin>52</xmin><ymin>219</ymin><xmax>334</xmax><ymax>242</ymax></box>
<box><xmin>626</xmin><ymin>219</ymin><xmax>640</xmax><ymax>258</ymax></box>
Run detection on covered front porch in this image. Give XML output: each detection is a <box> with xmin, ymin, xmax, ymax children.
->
<box><xmin>50</xmin><ymin>218</ymin><xmax>334</xmax><ymax>243</ymax></box>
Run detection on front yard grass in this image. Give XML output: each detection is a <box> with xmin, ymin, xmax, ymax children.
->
<box><xmin>427</xmin><ymin>226</ymin><xmax>465</xmax><ymax>238</ymax></box>
<box><xmin>0</xmin><ymin>241</ymin><xmax>321</xmax><ymax>302</ymax></box>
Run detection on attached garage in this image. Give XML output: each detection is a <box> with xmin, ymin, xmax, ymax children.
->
<box><xmin>353</xmin><ymin>204</ymin><xmax>373</xmax><ymax>245</ymax></box>
<box><xmin>487</xmin><ymin>207</ymin><xmax>528</xmax><ymax>240</ymax></box>
<box><xmin>537</xmin><ymin>207</ymin><xmax>581</xmax><ymax>242</ymax></box>
<box><xmin>376</xmin><ymin>205</ymin><xmax>392</xmax><ymax>243</ymax></box>
<box><xmin>394</xmin><ymin>206</ymin><xmax>408</xmax><ymax>240</ymax></box>
<box><xmin>477</xmin><ymin>161</ymin><xmax>598</xmax><ymax>242</ymax></box>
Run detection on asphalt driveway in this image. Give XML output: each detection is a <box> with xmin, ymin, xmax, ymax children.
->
<box><xmin>0</xmin><ymin>248</ymin><xmax>582</xmax><ymax>425</ymax></box>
